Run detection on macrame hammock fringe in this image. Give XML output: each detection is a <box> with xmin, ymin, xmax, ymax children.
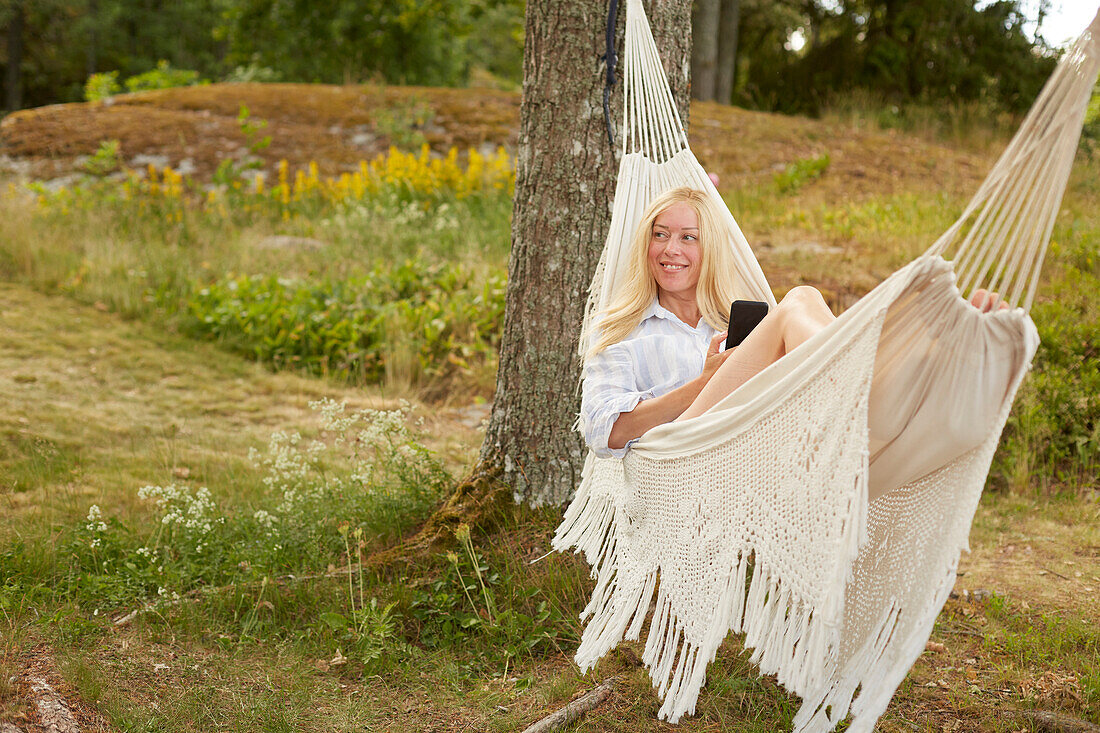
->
<box><xmin>553</xmin><ymin>2</ymin><xmax>1100</xmax><ymax>730</ymax></box>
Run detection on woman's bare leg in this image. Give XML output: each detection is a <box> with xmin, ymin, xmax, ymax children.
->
<box><xmin>678</xmin><ymin>286</ymin><xmax>836</xmax><ymax>420</ymax></box>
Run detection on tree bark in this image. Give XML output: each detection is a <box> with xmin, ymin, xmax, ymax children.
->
<box><xmin>715</xmin><ymin>0</ymin><xmax>740</xmax><ymax>103</ymax></box>
<box><xmin>479</xmin><ymin>0</ymin><xmax>692</xmax><ymax>507</ymax></box>
<box><xmin>4</xmin><ymin>0</ymin><xmax>24</xmax><ymax>111</ymax></box>
<box><xmin>691</xmin><ymin>0</ymin><xmax>719</xmax><ymax>100</ymax></box>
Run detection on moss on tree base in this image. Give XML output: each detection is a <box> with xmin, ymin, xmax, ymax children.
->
<box><xmin>367</xmin><ymin>461</ymin><xmax>512</xmax><ymax>570</ymax></box>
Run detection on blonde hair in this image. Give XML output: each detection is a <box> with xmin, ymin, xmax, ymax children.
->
<box><xmin>588</xmin><ymin>187</ymin><xmax>741</xmax><ymax>357</ymax></box>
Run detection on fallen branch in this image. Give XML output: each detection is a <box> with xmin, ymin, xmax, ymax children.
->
<box><xmin>521</xmin><ymin>676</ymin><xmax>620</xmax><ymax>733</ymax></box>
<box><xmin>1009</xmin><ymin>711</ymin><xmax>1100</xmax><ymax>733</ymax></box>
<box><xmin>28</xmin><ymin>675</ymin><xmax>81</xmax><ymax>733</ymax></box>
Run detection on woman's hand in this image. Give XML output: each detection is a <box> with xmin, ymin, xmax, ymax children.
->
<box><xmin>700</xmin><ymin>331</ymin><xmax>733</xmax><ymax>384</ymax></box>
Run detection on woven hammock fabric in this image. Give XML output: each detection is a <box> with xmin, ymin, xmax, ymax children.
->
<box><xmin>554</xmin><ymin>2</ymin><xmax>1100</xmax><ymax>730</ymax></box>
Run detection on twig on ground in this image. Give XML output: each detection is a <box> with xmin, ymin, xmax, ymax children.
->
<box><xmin>939</xmin><ymin>623</ymin><xmax>985</xmax><ymax>637</ymax></box>
<box><xmin>1040</xmin><ymin>567</ymin><xmax>1072</xmax><ymax>581</ymax></box>
<box><xmin>520</xmin><ymin>675</ymin><xmax>620</xmax><ymax>733</ymax></box>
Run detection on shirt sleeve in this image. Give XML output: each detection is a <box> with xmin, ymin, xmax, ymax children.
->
<box><xmin>580</xmin><ymin>342</ymin><xmax>654</xmax><ymax>458</ymax></box>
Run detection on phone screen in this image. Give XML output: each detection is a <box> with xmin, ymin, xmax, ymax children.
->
<box><xmin>725</xmin><ymin>300</ymin><xmax>769</xmax><ymax>350</ymax></box>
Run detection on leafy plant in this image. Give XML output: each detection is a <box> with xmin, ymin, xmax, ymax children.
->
<box><xmin>223</xmin><ymin>64</ymin><xmax>282</xmax><ymax>84</ymax></box>
<box><xmin>0</xmin><ymin>399</ymin><xmax>451</xmax><ymax>618</ymax></box>
<box><xmin>84</xmin><ymin>72</ymin><xmax>121</xmax><ymax>102</ymax></box>
<box><xmin>213</xmin><ymin>104</ymin><xmax>271</xmax><ymax>185</ymax></box>
<box><xmin>408</xmin><ymin>528</ymin><xmax>568</xmax><ymax>673</ymax></box>
<box><xmin>992</xmin><ymin>241</ymin><xmax>1100</xmax><ymax>494</ymax></box>
<box><xmin>79</xmin><ymin>140</ymin><xmax>123</xmax><ymax>176</ymax></box>
<box><xmin>312</xmin><ymin>523</ymin><xmax>405</xmax><ymax>669</ymax></box>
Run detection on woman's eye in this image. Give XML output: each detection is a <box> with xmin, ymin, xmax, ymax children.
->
<box><xmin>684</xmin><ymin>234</ymin><xmax>697</xmax><ymax>242</ymax></box>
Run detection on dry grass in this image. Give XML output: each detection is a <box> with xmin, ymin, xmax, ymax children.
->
<box><xmin>0</xmin><ymin>283</ymin><xmax>483</xmax><ymax>535</ymax></box>
<box><xmin>1</xmin><ymin>83</ymin><xmax>521</xmax><ymax>180</ymax></box>
<box><xmin>1</xmin><ymin>83</ymin><xmax>993</xmax><ymax>198</ymax></box>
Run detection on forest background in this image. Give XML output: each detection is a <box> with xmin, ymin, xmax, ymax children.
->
<box><xmin>0</xmin><ymin>0</ymin><xmax>1067</xmax><ymax>117</ymax></box>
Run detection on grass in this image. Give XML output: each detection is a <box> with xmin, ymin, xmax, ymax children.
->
<box><xmin>0</xmin><ymin>88</ymin><xmax>1098</xmax><ymax>731</ymax></box>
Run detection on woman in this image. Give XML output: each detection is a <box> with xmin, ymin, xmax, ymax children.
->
<box><xmin>580</xmin><ymin>186</ymin><xmax>1004</xmax><ymax>458</ymax></box>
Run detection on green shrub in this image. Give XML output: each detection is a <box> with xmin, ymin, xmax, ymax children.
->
<box><xmin>123</xmin><ymin>60</ymin><xmax>204</xmax><ymax>93</ymax></box>
<box><xmin>176</xmin><ymin>261</ymin><xmax>506</xmax><ymax>390</ymax></box>
<box><xmin>83</xmin><ymin>62</ymin><xmax>205</xmax><ymax>103</ymax></box>
<box><xmin>406</xmin><ymin>524</ymin><xmax>572</xmax><ymax>671</ymax></box>
<box><xmin>84</xmin><ymin>72</ymin><xmax>121</xmax><ymax>102</ymax></box>
<box><xmin>992</xmin><ymin>243</ymin><xmax>1100</xmax><ymax>494</ymax></box>
<box><xmin>223</xmin><ymin>64</ymin><xmax>282</xmax><ymax>84</ymax></box>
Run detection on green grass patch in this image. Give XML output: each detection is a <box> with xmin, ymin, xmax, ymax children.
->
<box><xmin>774</xmin><ymin>153</ymin><xmax>830</xmax><ymax>194</ymax></box>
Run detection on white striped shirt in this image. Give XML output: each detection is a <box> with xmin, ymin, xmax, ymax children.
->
<box><xmin>581</xmin><ymin>298</ymin><xmax>719</xmax><ymax>458</ymax></box>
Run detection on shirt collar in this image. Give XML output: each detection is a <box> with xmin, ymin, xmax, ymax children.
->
<box><xmin>643</xmin><ymin>297</ymin><xmax>710</xmax><ymax>333</ymax></box>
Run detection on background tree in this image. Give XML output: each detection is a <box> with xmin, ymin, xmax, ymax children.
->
<box><xmin>218</xmin><ymin>0</ymin><xmax>525</xmax><ymax>87</ymax></box>
<box><xmin>2</xmin><ymin>0</ymin><xmax>23</xmax><ymax>110</ymax></box>
<box><xmin>692</xmin><ymin>0</ymin><xmax>741</xmax><ymax>103</ymax></box>
<box><xmin>691</xmin><ymin>0</ymin><xmax>719</xmax><ymax>100</ymax></box>
<box><xmin>1</xmin><ymin>0</ymin><xmax>230</xmax><ymax>109</ymax></box>
<box><xmin>715</xmin><ymin>0</ymin><xmax>740</xmax><ymax>103</ymax></box>
<box><xmin>476</xmin><ymin>0</ymin><xmax>693</xmax><ymax>506</ymax></box>
<box><xmin>734</xmin><ymin>0</ymin><xmax>1057</xmax><ymax>114</ymax></box>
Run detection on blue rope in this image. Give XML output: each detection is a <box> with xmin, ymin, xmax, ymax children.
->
<box><xmin>603</xmin><ymin>0</ymin><xmax>619</xmax><ymax>148</ymax></box>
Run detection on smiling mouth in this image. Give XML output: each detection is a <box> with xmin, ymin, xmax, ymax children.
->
<box><xmin>660</xmin><ymin>263</ymin><xmax>688</xmax><ymax>271</ymax></box>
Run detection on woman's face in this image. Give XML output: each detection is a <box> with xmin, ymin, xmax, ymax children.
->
<box><xmin>647</xmin><ymin>202</ymin><xmax>702</xmax><ymax>301</ymax></box>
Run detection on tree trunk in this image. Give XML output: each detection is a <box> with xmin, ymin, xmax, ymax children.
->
<box><xmin>478</xmin><ymin>0</ymin><xmax>692</xmax><ymax>507</ymax></box>
<box><xmin>715</xmin><ymin>0</ymin><xmax>740</xmax><ymax>104</ymax></box>
<box><xmin>691</xmin><ymin>0</ymin><xmax>719</xmax><ymax>100</ymax></box>
<box><xmin>4</xmin><ymin>0</ymin><xmax>24</xmax><ymax>111</ymax></box>
<box><xmin>86</xmin><ymin>0</ymin><xmax>98</xmax><ymax>80</ymax></box>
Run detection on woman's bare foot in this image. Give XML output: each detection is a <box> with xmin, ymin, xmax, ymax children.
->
<box><xmin>969</xmin><ymin>288</ymin><xmax>1011</xmax><ymax>313</ymax></box>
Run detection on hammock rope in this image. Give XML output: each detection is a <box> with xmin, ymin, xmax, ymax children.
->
<box><xmin>925</xmin><ymin>24</ymin><xmax>1100</xmax><ymax>308</ymax></box>
<box><xmin>557</xmin><ymin>2</ymin><xmax>1100</xmax><ymax>731</ymax></box>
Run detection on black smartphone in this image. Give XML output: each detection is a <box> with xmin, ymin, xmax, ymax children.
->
<box><xmin>725</xmin><ymin>300</ymin><xmax>769</xmax><ymax>350</ymax></box>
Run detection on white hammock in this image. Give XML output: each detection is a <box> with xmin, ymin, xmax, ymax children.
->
<box><xmin>553</xmin><ymin>3</ymin><xmax>1100</xmax><ymax>730</ymax></box>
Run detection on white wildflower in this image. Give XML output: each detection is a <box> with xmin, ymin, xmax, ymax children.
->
<box><xmin>138</xmin><ymin>484</ymin><xmax>218</xmax><ymax>537</ymax></box>
<box><xmin>85</xmin><ymin>504</ymin><xmax>108</xmax><ymax>534</ymax></box>
<box><xmin>253</xmin><ymin>510</ymin><xmax>278</xmax><ymax>529</ymax></box>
